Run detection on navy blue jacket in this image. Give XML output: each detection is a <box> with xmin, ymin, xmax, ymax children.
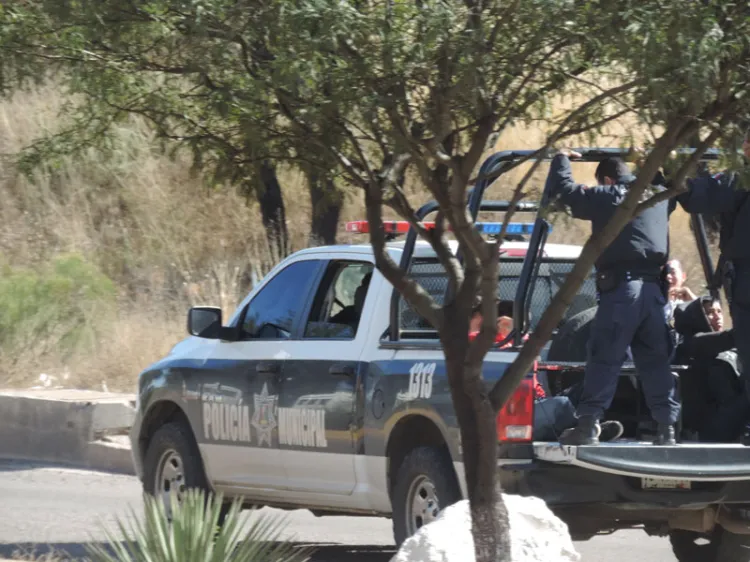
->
<box><xmin>546</xmin><ymin>154</ymin><xmax>671</xmax><ymax>274</ymax></box>
<box><xmin>676</xmin><ymin>171</ymin><xmax>750</xmax><ymax>262</ymax></box>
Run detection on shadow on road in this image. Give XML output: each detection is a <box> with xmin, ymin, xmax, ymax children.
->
<box><xmin>0</xmin><ymin>459</ymin><xmax>63</xmax><ymax>473</ymax></box>
<box><xmin>0</xmin><ymin>541</ymin><xmax>397</xmax><ymax>561</ymax></box>
<box><xmin>0</xmin><ymin>459</ymin><xmax>120</xmax><ymax>475</ymax></box>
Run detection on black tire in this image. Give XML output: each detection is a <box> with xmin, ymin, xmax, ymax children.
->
<box><xmin>391</xmin><ymin>446</ymin><xmax>462</xmax><ymax>547</ymax></box>
<box><xmin>546</xmin><ymin>306</ymin><xmax>596</xmax><ymax>396</ymax></box>
<box><xmin>547</xmin><ymin>305</ymin><xmax>597</xmax><ymax>363</ymax></box>
<box><xmin>564</xmin><ymin>293</ymin><xmax>598</xmax><ymax>323</ymax></box>
<box><xmin>670</xmin><ymin>528</ymin><xmax>750</xmax><ymax>562</ymax></box>
<box><xmin>142</xmin><ymin>421</ymin><xmax>229</xmax><ymax>524</ymax></box>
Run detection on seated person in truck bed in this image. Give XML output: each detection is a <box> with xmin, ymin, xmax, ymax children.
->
<box><xmin>469</xmin><ymin>298</ymin><xmax>624</xmax><ymax>442</ymax></box>
<box><xmin>674</xmin><ymin>296</ymin><xmax>749</xmax><ymax>442</ymax></box>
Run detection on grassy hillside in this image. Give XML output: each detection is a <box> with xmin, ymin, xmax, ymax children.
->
<box><xmin>0</xmin><ymin>85</ymin><xmax>718</xmax><ymax>391</ymax></box>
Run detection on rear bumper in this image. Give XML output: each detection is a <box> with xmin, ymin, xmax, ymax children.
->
<box><xmin>534</xmin><ymin>441</ymin><xmax>750</xmax><ymax>481</ymax></box>
<box><xmin>496</xmin><ymin>441</ymin><xmax>750</xmax><ymax>525</ymax></box>
<box><xmin>502</xmin><ymin>461</ymin><xmax>750</xmax><ymax>508</ymax></box>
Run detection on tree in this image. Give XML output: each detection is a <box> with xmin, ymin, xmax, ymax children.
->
<box><xmin>490</xmin><ymin>0</ymin><xmax>750</xmax><ymax>411</ymax></box>
<box><xmin>0</xmin><ymin>0</ymin><xmax>347</xmax><ymax>254</ymax></box>
<box><xmin>4</xmin><ymin>1</ymin><xmax>750</xmax><ymax>560</ymax></box>
<box><xmin>216</xmin><ymin>1</ymin><xmax>646</xmax><ymax>559</ymax></box>
<box><xmin>228</xmin><ymin>1</ymin><xmax>750</xmax><ymax>559</ymax></box>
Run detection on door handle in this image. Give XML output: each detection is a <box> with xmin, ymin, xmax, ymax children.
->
<box><xmin>329</xmin><ymin>364</ymin><xmax>356</xmax><ymax>377</ymax></box>
<box><xmin>256</xmin><ymin>361</ymin><xmax>281</xmax><ymax>375</ymax></box>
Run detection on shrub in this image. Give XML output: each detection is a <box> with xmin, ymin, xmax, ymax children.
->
<box><xmin>0</xmin><ymin>253</ymin><xmax>116</xmax><ymax>361</ymax></box>
<box><xmin>87</xmin><ymin>489</ymin><xmax>314</xmax><ymax>562</ymax></box>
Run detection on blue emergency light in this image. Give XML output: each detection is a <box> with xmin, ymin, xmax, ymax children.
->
<box><xmin>475</xmin><ymin>222</ymin><xmax>544</xmax><ymax>235</ymax></box>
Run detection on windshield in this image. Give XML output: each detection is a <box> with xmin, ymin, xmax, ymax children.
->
<box><xmin>399</xmin><ymin>258</ymin><xmax>598</xmax><ymax>335</ymax></box>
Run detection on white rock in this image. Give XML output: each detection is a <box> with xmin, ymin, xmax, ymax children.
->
<box><xmin>390</xmin><ymin>494</ymin><xmax>580</xmax><ymax>562</ymax></box>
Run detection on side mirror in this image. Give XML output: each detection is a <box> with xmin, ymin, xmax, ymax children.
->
<box><xmin>187</xmin><ymin>307</ymin><xmax>223</xmax><ymax>339</ymax></box>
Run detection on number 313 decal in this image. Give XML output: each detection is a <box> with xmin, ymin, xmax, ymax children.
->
<box><xmin>408</xmin><ymin>362</ymin><xmax>436</xmax><ymax>399</ymax></box>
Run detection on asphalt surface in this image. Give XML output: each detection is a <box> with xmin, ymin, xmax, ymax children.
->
<box><xmin>0</xmin><ymin>460</ymin><xmax>677</xmax><ymax>561</ymax></box>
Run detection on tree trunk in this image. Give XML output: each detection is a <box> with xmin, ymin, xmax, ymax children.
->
<box><xmin>443</xmin><ymin>325</ymin><xmax>511</xmax><ymax>562</ymax></box>
<box><xmin>307</xmin><ymin>169</ymin><xmax>343</xmax><ymax>246</ymax></box>
<box><xmin>257</xmin><ymin>160</ymin><xmax>290</xmax><ymax>260</ymax></box>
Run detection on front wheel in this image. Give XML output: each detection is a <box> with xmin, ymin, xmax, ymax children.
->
<box><xmin>142</xmin><ymin>421</ymin><xmax>229</xmax><ymax>523</ymax></box>
<box><xmin>670</xmin><ymin>528</ymin><xmax>750</xmax><ymax>562</ymax></box>
<box><xmin>391</xmin><ymin>446</ymin><xmax>462</xmax><ymax>546</ymax></box>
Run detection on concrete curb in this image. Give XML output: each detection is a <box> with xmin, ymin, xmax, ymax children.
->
<box><xmin>86</xmin><ymin>438</ymin><xmax>136</xmax><ymax>475</ymax></box>
<box><xmin>0</xmin><ymin>389</ymin><xmax>136</xmax><ymax>475</ymax></box>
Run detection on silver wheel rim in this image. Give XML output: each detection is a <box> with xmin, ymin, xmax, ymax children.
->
<box><xmin>154</xmin><ymin>449</ymin><xmax>185</xmax><ymax>517</ymax></box>
<box><xmin>406</xmin><ymin>475</ymin><xmax>440</xmax><ymax>535</ymax></box>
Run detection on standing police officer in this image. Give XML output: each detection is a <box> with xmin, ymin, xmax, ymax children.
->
<box><xmin>548</xmin><ymin>150</ymin><xmax>680</xmax><ymax>446</ymax></box>
<box><xmin>675</xmin><ymin>131</ymin><xmax>750</xmax><ymax>444</ymax></box>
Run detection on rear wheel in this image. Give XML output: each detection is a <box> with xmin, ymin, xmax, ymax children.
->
<box><xmin>670</xmin><ymin>528</ymin><xmax>750</xmax><ymax>562</ymax></box>
<box><xmin>391</xmin><ymin>446</ymin><xmax>462</xmax><ymax>546</ymax></box>
<box><xmin>143</xmin><ymin>421</ymin><xmax>229</xmax><ymax>524</ymax></box>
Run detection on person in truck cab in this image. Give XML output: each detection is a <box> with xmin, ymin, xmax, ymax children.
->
<box><xmin>673</xmin><ymin>296</ymin><xmax>748</xmax><ymax>443</ymax></box>
<box><xmin>675</xmin><ymin>128</ymin><xmax>750</xmax><ymax>444</ymax></box>
<box><xmin>547</xmin><ymin>151</ymin><xmax>680</xmax><ymax>446</ymax></box>
<box><xmin>330</xmin><ymin>271</ymin><xmax>372</xmax><ymax>330</ymax></box>
<box><xmin>469</xmin><ymin>297</ymin><xmax>624</xmax><ymax>442</ymax></box>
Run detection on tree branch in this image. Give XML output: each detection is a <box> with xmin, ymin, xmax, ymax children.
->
<box><xmin>467</xmin><ymin>239</ymin><xmax>501</xmax><ymax>363</ymax></box>
<box><xmin>386</xmin><ymin>183</ymin><xmax>464</xmax><ymax>295</ymax></box>
<box><xmin>635</xmin><ymin>127</ymin><xmax>723</xmax><ymax>213</ymax></box>
<box><xmin>364</xmin><ymin>154</ymin><xmax>444</xmax><ymax>332</ymax></box>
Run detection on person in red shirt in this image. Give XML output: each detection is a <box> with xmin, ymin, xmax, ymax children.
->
<box><xmin>469</xmin><ymin>297</ymin><xmax>624</xmax><ymax>442</ymax></box>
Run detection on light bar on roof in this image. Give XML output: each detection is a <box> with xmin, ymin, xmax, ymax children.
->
<box><xmin>475</xmin><ymin>222</ymin><xmax>537</xmax><ymax>235</ymax></box>
<box><xmin>345</xmin><ymin>220</ymin><xmax>544</xmax><ymax>235</ymax></box>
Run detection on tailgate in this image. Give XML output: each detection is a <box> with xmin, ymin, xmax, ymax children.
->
<box><xmin>534</xmin><ymin>441</ymin><xmax>750</xmax><ymax>482</ymax></box>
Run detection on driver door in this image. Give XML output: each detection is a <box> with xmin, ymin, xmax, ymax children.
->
<box><xmin>198</xmin><ymin>258</ymin><xmax>324</xmax><ymax>490</ymax></box>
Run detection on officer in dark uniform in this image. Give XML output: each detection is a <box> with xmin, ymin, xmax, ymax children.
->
<box><xmin>547</xmin><ymin>150</ymin><xmax>680</xmax><ymax>446</ymax></box>
<box><xmin>675</xmin><ymin>131</ymin><xmax>750</xmax><ymax>443</ymax></box>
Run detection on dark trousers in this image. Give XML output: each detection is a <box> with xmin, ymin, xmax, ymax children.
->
<box><xmin>576</xmin><ymin>278</ymin><xmax>680</xmax><ymax>425</ymax></box>
<box><xmin>730</xmin><ymin>262</ymin><xmax>750</xmax><ymax>403</ymax></box>
<box><xmin>533</xmin><ymin>396</ymin><xmax>577</xmax><ymax>441</ymax></box>
<box><xmin>701</xmin><ymin>394</ymin><xmax>750</xmax><ymax>442</ymax></box>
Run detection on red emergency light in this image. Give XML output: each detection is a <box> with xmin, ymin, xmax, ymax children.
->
<box><xmin>345</xmin><ymin>220</ymin><xmax>433</xmax><ymax>234</ymax></box>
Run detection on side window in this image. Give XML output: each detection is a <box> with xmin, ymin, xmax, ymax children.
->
<box><xmin>241</xmin><ymin>260</ymin><xmax>321</xmax><ymax>340</ymax></box>
<box><xmin>304</xmin><ymin>261</ymin><xmax>374</xmax><ymax>339</ymax></box>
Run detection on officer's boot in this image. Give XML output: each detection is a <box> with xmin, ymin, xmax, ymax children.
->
<box><xmin>653</xmin><ymin>423</ymin><xmax>676</xmax><ymax>446</ymax></box>
<box><xmin>559</xmin><ymin>415</ymin><xmax>600</xmax><ymax>446</ymax></box>
<box><xmin>599</xmin><ymin>420</ymin><xmax>624</xmax><ymax>442</ymax></box>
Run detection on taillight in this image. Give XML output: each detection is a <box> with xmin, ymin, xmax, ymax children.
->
<box><xmin>496</xmin><ymin>377</ymin><xmax>534</xmax><ymax>442</ymax></box>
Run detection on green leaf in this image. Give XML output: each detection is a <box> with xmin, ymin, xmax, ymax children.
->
<box><xmin>86</xmin><ymin>489</ymin><xmax>315</xmax><ymax>562</ymax></box>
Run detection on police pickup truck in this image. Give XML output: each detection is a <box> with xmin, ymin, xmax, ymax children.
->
<box><xmin>129</xmin><ymin>149</ymin><xmax>750</xmax><ymax>562</ymax></box>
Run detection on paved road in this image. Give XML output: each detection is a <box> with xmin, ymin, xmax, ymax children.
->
<box><xmin>0</xmin><ymin>460</ymin><xmax>676</xmax><ymax>561</ymax></box>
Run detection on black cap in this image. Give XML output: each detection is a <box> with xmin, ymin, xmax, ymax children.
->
<box><xmin>595</xmin><ymin>157</ymin><xmax>630</xmax><ymax>184</ymax></box>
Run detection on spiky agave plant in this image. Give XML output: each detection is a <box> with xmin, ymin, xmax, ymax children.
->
<box><xmin>86</xmin><ymin>488</ymin><xmax>314</xmax><ymax>562</ymax></box>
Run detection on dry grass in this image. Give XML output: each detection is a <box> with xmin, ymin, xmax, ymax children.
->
<box><xmin>0</xmin><ymin>85</ymin><xmax>315</xmax><ymax>390</ymax></box>
<box><xmin>0</xmin><ymin>83</ymin><xmax>723</xmax><ymax>391</ymax></box>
